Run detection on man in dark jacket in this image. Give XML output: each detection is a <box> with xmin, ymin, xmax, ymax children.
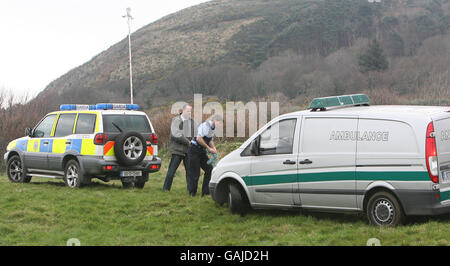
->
<box><xmin>162</xmin><ymin>104</ymin><xmax>197</xmax><ymax>192</ymax></box>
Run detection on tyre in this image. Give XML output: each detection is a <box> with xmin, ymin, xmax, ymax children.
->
<box><xmin>7</xmin><ymin>155</ymin><xmax>29</xmax><ymax>183</ymax></box>
<box><xmin>135</xmin><ymin>181</ymin><xmax>146</xmax><ymax>189</ymax></box>
<box><xmin>114</xmin><ymin>131</ymin><xmax>147</xmax><ymax>166</ymax></box>
<box><xmin>121</xmin><ymin>181</ymin><xmax>134</xmax><ymax>188</ymax></box>
<box><xmin>134</xmin><ymin>174</ymin><xmax>148</xmax><ymax>189</ymax></box>
<box><xmin>63</xmin><ymin>160</ymin><xmax>84</xmax><ymax>188</ymax></box>
<box><xmin>228</xmin><ymin>183</ymin><xmax>249</xmax><ymax>216</ymax></box>
<box><xmin>366</xmin><ymin>191</ymin><xmax>405</xmax><ymax>226</ymax></box>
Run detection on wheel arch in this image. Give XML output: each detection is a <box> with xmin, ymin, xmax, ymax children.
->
<box><xmin>215</xmin><ymin>173</ymin><xmax>251</xmax><ymax>206</ymax></box>
<box><xmin>362</xmin><ymin>182</ymin><xmax>403</xmax><ymax>213</ymax></box>
<box><xmin>6</xmin><ymin>150</ymin><xmax>26</xmax><ymax>171</ymax></box>
<box><xmin>62</xmin><ymin>154</ymin><xmax>79</xmax><ymax>169</ymax></box>
<box><xmin>7</xmin><ymin>150</ymin><xmax>21</xmax><ymax>162</ymax></box>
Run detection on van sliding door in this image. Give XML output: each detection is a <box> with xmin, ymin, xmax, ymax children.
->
<box><xmin>297</xmin><ymin>116</ymin><xmax>358</xmax><ymax>210</ymax></box>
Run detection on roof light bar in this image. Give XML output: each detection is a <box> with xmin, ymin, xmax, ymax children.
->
<box><xmin>95</xmin><ymin>103</ymin><xmax>139</xmax><ymax>110</ymax></box>
<box><xmin>309</xmin><ymin>94</ymin><xmax>370</xmax><ymax>111</ymax></box>
<box><xmin>60</xmin><ymin>104</ymin><xmax>96</xmax><ymax>111</ymax></box>
<box><xmin>60</xmin><ymin>103</ymin><xmax>139</xmax><ymax>111</ymax></box>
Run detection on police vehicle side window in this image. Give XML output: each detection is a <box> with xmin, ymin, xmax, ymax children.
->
<box><xmin>259</xmin><ymin>119</ymin><xmax>296</xmax><ymax>155</ymax></box>
<box><xmin>54</xmin><ymin>114</ymin><xmax>77</xmax><ymax>137</ymax></box>
<box><xmin>75</xmin><ymin>114</ymin><xmax>96</xmax><ymax>134</ymax></box>
<box><xmin>33</xmin><ymin>114</ymin><xmax>57</xmax><ymax>138</ymax></box>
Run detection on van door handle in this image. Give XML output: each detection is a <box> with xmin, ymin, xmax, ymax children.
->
<box><xmin>43</xmin><ymin>141</ymin><xmax>49</xmax><ymax>145</ymax></box>
<box><xmin>299</xmin><ymin>159</ymin><xmax>313</xmax><ymax>164</ymax></box>
<box><xmin>66</xmin><ymin>141</ymin><xmax>72</xmax><ymax>145</ymax></box>
<box><xmin>283</xmin><ymin>160</ymin><xmax>296</xmax><ymax>165</ymax></box>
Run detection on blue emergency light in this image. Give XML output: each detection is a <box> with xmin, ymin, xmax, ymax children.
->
<box><xmin>60</xmin><ymin>104</ymin><xmax>96</xmax><ymax>111</ymax></box>
<box><xmin>60</xmin><ymin>103</ymin><xmax>139</xmax><ymax>111</ymax></box>
<box><xmin>95</xmin><ymin>103</ymin><xmax>139</xmax><ymax>110</ymax></box>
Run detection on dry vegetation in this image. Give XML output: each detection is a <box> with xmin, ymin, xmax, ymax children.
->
<box><xmin>0</xmin><ymin>90</ymin><xmax>52</xmax><ymax>170</ymax></box>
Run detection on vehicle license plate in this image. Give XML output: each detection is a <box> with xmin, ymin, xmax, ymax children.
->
<box><xmin>120</xmin><ymin>171</ymin><xmax>142</xmax><ymax>177</ymax></box>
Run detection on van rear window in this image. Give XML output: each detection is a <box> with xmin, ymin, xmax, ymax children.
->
<box><xmin>102</xmin><ymin>115</ymin><xmax>151</xmax><ymax>133</ymax></box>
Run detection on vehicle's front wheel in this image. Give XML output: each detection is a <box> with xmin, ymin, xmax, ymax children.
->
<box><xmin>64</xmin><ymin>160</ymin><xmax>84</xmax><ymax>188</ymax></box>
<box><xmin>366</xmin><ymin>191</ymin><xmax>405</xmax><ymax>226</ymax></box>
<box><xmin>7</xmin><ymin>155</ymin><xmax>30</xmax><ymax>183</ymax></box>
<box><xmin>228</xmin><ymin>183</ymin><xmax>249</xmax><ymax>217</ymax></box>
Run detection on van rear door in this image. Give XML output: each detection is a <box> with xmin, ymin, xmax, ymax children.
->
<box><xmin>433</xmin><ymin>114</ymin><xmax>450</xmax><ymax>203</ymax></box>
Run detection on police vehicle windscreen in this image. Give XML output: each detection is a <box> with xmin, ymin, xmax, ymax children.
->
<box><xmin>103</xmin><ymin>115</ymin><xmax>151</xmax><ymax>133</ymax></box>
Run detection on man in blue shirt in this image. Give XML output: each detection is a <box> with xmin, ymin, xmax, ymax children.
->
<box><xmin>187</xmin><ymin>114</ymin><xmax>223</xmax><ymax>196</ymax></box>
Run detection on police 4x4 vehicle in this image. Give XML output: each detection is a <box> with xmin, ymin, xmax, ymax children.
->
<box><xmin>4</xmin><ymin>103</ymin><xmax>161</xmax><ymax>188</ymax></box>
<box><xmin>209</xmin><ymin>94</ymin><xmax>450</xmax><ymax>226</ymax></box>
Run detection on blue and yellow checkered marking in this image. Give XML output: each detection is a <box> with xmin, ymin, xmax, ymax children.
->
<box><xmin>39</xmin><ymin>139</ymin><xmax>53</xmax><ymax>152</ymax></box>
<box><xmin>15</xmin><ymin>140</ymin><xmax>28</xmax><ymax>152</ymax></box>
<box><xmin>67</xmin><ymin>139</ymin><xmax>82</xmax><ymax>153</ymax></box>
<box><xmin>7</xmin><ymin>111</ymin><xmax>99</xmax><ymax>157</ymax></box>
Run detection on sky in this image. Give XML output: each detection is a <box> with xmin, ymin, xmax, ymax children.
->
<box><xmin>0</xmin><ymin>0</ymin><xmax>210</xmax><ymax>99</ymax></box>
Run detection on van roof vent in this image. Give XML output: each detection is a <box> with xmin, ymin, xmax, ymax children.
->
<box><xmin>309</xmin><ymin>94</ymin><xmax>370</xmax><ymax>111</ymax></box>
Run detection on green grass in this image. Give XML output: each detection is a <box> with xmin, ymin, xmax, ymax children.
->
<box><xmin>1</xmin><ymin>142</ymin><xmax>449</xmax><ymax>246</ymax></box>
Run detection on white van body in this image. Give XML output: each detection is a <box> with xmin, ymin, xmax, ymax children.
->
<box><xmin>209</xmin><ymin>105</ymin><xmax>450</xmax><ymax>223</ymax></box>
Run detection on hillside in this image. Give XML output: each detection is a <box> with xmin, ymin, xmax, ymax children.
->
<box><xmin>31</xmin><ymin>0</ymin><xmax>450</xmax><ymax>110</ymax></box>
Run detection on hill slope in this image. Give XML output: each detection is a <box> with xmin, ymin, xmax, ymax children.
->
<box><xmin>32</xmin><ymin>0</ymin><xmax>450</xmax><ymax>109</ymax></box>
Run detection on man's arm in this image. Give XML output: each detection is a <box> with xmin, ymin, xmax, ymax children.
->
<box><xmin>196</xmin><ymin>134</ymin><xmax>216</xmax><ymax>154</ymax></box>
<box><xmin>170</xmin><ymin>117</ymin><xmax>190</xmax><ymax>146</ymax></box>
<box><xmin>209</xmin><ymin>140</ymin><xmax>217</xmax><ymax>154</ymax></box>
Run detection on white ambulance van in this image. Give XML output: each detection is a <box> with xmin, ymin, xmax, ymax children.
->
<box><xmin>209</xmin><ymin>94</ymin><xmax>450</xmax><ymax>226</ymax></box>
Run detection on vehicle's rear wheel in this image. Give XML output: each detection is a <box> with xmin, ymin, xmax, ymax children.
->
<box><xmin>121</xmin><ymin>181</ymin><xmax>134</xmax><ymax>188</ymax></box>
<box><xmin>228</xmin><ymin>183</ymin><xmax>249</xmax><ymax>217</ymax></box>
<box><xmin>134</xmin><ymin>174</ymin><xmax>148</xmax><ymax>189</ymax></box>
<box><xmin>64</xmin><ymin>160</ymin><xmax>84</xmax><ymax>188</ymax></box>
<box><xmin>366</xmin><ymin>191</ymin><xmax>405</xmax><ymax>226</ymax></box>
<box><xmin>134</xmin><ymin>181</ymin><xmax>146</xmax><ymax>189</ymax></box>
<box><xmin>7</xmin><ymin>155</ymin><xmax>29</xmax><ymax>183</ymax></box>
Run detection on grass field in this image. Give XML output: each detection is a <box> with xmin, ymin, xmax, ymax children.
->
<box><xmin>1</xmin><ymin>142</ymin><xmax>449</xmax><ymax>246</ymax></box>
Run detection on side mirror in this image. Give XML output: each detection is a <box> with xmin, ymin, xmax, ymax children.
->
<box><xmin>250</xmin><ymin>137</ymin><xmax>260</xmax><ymax>156</ymax></box>
<box><xmin>25</xmin><ymin>128</ymin><xmax>32</xmax><ymax>137</ymax></box>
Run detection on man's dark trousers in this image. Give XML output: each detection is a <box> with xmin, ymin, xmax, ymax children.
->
<box><xmin>163</xmin><ymin>154</ymin><xmax>190</xmax><ymax>191</ymax></box>
<box><xmin>187</xmin><ymin>145</ymin><xmax>212</xmax><ymax>196</ymax></box>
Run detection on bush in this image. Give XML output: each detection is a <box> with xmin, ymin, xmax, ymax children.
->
<box><xmin>0</xmin><ymin>89</ymin><xmax>52</xmax><ymax>171</ymax></box>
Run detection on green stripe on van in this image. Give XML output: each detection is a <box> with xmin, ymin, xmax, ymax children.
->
<box><xmin>441</xmin><ymin>190</ymin><xmax>450</xmax><ymax>202</ymax></box>
<box><xmin>245</xmin><ymin>171</ymin><xmax>430</xmax><ymax>186</ymax></box>
<box><xmin>357</xmin><ymin>171</ymin><xmax>430</xmax><ymax>181</ymax></box>
<box><xmin>246</xmin><ymin>174</ymin><xmax>298</xmax><ymax>186</ymax></box>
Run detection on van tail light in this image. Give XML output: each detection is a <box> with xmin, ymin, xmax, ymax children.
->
<box><xmin>94</xmin><ymin>133</ymin><xmax>108</xmax><ymax>145</ymax></box>
<box><xmin>150</xmin><ymin>133</ymin><xmax>158</xmax><ymax>144</ymax></box>
<box><xmin>425</xmin><ymin>122</ymin><xmax>439</xmax><ymax>183</ymax></box>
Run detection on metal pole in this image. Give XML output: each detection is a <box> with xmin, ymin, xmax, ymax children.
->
<box><xmin>127</xmin><ymin>18</ymin><xmax>133</xmax><ymax>104</ymax></box>
<box><xmin>123</xmin><ymin>8</ymin><xmax>133</xmax><ymax>104</ymax></box>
